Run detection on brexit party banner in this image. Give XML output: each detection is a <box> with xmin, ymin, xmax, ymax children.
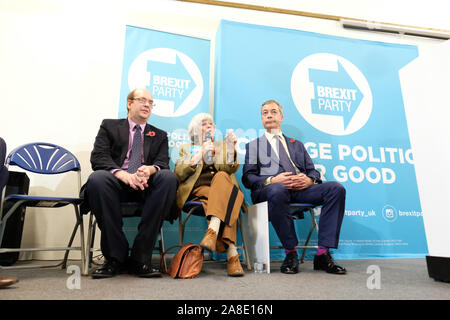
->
<box><xmin>214</xmin><ymin>20</ymin><xmax>427</xmax><ymax>260</ymax></box>
<box><xmin>118</xmin><ymin>25</ymin><xmax>210</xmax><ymax>247</ymax></box>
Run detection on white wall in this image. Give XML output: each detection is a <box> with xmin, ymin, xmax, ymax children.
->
<box><xmin>400</xmin><ymin>41</ymin><xmax>450</xmax><ymax>258</ymax></box>
<box><xmin>0</xmin><ymin>0</ymin><xmax>446</xmax><ymax>259</ymax></box>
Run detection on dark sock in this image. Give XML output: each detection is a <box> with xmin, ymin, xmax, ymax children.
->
<box><xmin>316</xmin><ymin>246</ymin><xmax>329</xmax><ymax>256</ymax></box>
<box><xmin>284</xmin><ymin>248</ymin><xmax>297</xmax><ymax>255</ymax></box>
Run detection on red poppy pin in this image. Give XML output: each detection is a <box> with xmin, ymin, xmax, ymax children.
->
<box><xmin>289</xmin><ymin>138</ymin><xmax>296</xmax><ymax>143</ymax></box>
<box><xmin>146</xmin><ymin>131</ymin><xmax>156</xmax><ymax>137</ymax></box>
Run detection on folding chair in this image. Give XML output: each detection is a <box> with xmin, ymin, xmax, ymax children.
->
<box><xmin>85</xmin><ymin>201</ymin><xmax>166</xmax><ymax>275</ymax></box>
<box><xmin>271</xmin><ymin>203</ymin><xmax>319</xmax><ymax>263</ymax></box>
<box><xmin>180</xmin><ymin>200</ymin><xmax>251</xmax><ymax>270</ymax></box>
<box><xmin>0</xmin><ymin>142</ymin><xmax>86</xmax><ymax>273</ymax></box>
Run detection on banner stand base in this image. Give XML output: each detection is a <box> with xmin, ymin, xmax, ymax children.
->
<box><xmin>426</xmin><ymin>255</ymin><xmax>450</xmax><ymax>283</ymax></box>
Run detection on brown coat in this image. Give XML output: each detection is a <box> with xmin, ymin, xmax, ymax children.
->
<box><xmin>174</xmin><ymin>141</ymin><xmax>245</xmax><ymax>211</ymax></box>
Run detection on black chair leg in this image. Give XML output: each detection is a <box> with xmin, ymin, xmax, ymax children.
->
<box><xmin>62</xmin><ymin>222</ymin><xmax>79</xmax><ymax>269</ymax></box>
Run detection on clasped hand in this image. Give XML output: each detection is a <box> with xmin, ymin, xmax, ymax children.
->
<box><xmin>271</xmin><ymin>172</ymin><xmax>314</xmax><ymax>191</ymax></box>
<box><xmin>114</xmin><ymin>165</ymin><xmax>156</xmax><ymax>190</ymax></box>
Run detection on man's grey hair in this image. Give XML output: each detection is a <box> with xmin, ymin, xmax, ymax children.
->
<box><xmin>188</xmin><ymin>112</ymin><xmax>214</xmax><ymax>143</ymax></box>
<box><xmin>261</xmin><ymin>99</ymin><xmax>283</xmax><ymax>114</ymax></box>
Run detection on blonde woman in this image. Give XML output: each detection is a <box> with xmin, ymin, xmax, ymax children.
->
<box><xmin>174</xmin><ymin>113</ymin><xmax>245</xmax><ymax>277</ymax></box>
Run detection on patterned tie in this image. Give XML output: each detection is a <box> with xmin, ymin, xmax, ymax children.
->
<box><xmin>127</xmin><ymin>125</ymin><xmax>142</xmax><ymax>174</ymax></box>
<box><xmin>276</xmin><ymin>135</ymin><xmax>297</xmax><ymax>175</ymax></box>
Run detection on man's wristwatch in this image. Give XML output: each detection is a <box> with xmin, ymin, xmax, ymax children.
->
<box><xmin>263</xmin><ymin>176</ymin><xmax>273</xmax><ymax>186</ymax></box>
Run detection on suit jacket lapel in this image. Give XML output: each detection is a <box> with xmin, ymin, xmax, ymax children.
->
<box><xmin>284</xmin><ymin>134</ymin><xmax>298</xmax><ymax>166</ymax></box>
<box><xmin>143</xmin><ymin>124</ymin><xmax>153</xmax><ymax>162</ymax></box>
<box><xmin>118</xmin><ymin>119</ymin><xmax>130</xmax><ymax>162</ymax></box>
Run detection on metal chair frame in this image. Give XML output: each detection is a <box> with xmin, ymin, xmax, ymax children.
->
<box><xmin>179</xmin><ymin>201</ymin><xmax>252</xmax><ymax>270</ymax></box>
<box><xmin>270</xmin><ymin>203</ymin><xmax>319</xmax><ymax>263</ymax></box>
<box><xmin>85</xmin><ymin>202</ymin><xmax>167</xmax><ymax>275</ymax></box>
<box><xmin>0</xmin><ymin>142</ymin><xmax>86</xmax><ymax>273</ymax></box>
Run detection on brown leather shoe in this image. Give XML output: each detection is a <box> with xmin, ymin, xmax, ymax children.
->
<box><xmin>215</xmin><ymin>239</ymin><xmax>227</xmax><ymax>253</ymax></box>
<box><xmin>227</xmin><ymin>255</ymin><xmax>244</xmax><ymax>277</ymax></box>
<box><xmin>0</xmin><ymin>276</ymin><xmax>19</xmax><ymax>288</ymax></box>
<box><xmin>200</xmin><ymin>228</ymin><xmax>218</xmax><ymax>252</ymax></box>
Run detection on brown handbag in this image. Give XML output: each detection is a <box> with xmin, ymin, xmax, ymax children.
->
<box><xmin>162</xmin><ymin>243</ymin><xmax>204</xmax><ymax>279</ymax></box>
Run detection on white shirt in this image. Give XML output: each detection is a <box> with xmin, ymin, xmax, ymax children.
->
<box><xmin>264</xmin><ymin>131</ymin><xmax>300</xmax><ymax>175</ymax></box>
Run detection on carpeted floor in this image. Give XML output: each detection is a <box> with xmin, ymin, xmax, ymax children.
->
<box><xmin>0</xmin><ymin>258</ymin><xmax>448</xmax><ymax>300</ymax></box>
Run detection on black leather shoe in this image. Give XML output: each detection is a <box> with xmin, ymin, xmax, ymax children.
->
<box><xmin>313</xmin><ymin>252</ymin><xmax>346</xmax><ymax>274</ymax></box>
<box><xmin>280</xmin><ymin>252</ymin><xmax>299</xmax><ymax>274</ymax></box>
<box><xmin>91</xmin><ymin>259</ymin><xmax>123</xmax><ymax>279</ymax></box>
<box><xmin>128</xmin><ymin>260</ymin><xmax>162</xmax><ymax>278</ymax></box>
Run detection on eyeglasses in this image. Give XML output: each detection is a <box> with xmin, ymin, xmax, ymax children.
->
<box><xmin>131</xmin><ymin>97</ymin><xmax>156</xmax><ymax>107</ymax></box>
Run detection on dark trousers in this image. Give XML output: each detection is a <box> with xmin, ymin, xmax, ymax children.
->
<box><xmin>85</xmin><ymin>169</ymin><xmax>178</xmax><ymax>264</ymax></box>
<box><xmin>252</xmin><ymin>181</ymin><xmax>346</xmax><ymax>249</ymax></box>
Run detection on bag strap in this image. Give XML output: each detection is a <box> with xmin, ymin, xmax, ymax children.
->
<box><xmin>161</xmin><ymin>244</ymin><xmax>182</xmax><ymax>260</ymax></box>
<box><xmin>159</xmin><ymin>243</ymin><xmax>198</xmax><ymax>273</ymax></box>
<box><xmin>160</xmin><ymin>243</ymin><xmax>199</xmax><ymax>274</ymax></box>
<box><xmin>160</xmin><ymin>244</ymin><xmax>181</xmax><ymax>273</ymax></box>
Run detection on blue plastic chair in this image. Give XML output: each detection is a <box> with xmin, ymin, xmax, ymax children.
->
<box><xmin>180</xmin><ymin>200</ymin><xmax>251</xmax><ymax>270</ymax></box>
<box><xmin>270</xmin><ymin>203</ymin><xmax>319</xmax><ymax>263</ymax></box>
<box><xmin>85</xmin><ymin>201</ymin><xmax>167</xmax><ymax>273</ymax></box>
<box><xmin>0</xmin><ymin>142</ymin><xmax>86</xmax><ymax>274</ymax></box>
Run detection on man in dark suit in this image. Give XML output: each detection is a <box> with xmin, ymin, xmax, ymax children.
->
<box><xmin>242</xmin><ymin>100</ymin><xmax>346</xmax><ymax>275</ymax></box>
<box><xmin>82</xmin><ymin>88</ymin><xmax>178</xmax><ymax>279</ymax></box>
<box><xmin>0</xmin><ymin>137</ymin><xmax>19</xmax><ymax>287</ymax></box>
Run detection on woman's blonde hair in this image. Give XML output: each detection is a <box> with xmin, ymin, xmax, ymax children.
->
<box><xmin>188</xmin><ymin>113</ymin><xmax>214</xmax><ymax>143</ymax></box>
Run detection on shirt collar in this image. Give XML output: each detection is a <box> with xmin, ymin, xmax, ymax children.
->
<box><xmin>128</xmin><ymin>118</ymin><xmax>146</xmax><ymax>132</ymax></box>
<box><xmin>265</xmin><ymin>130</ymin><xmax>283</xmax><ymax>141</ymax></box>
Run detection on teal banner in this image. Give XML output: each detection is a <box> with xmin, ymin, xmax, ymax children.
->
<box><xmin>118</xmin><ymin>25</ymin><xmax>211</xmax><ymax>249</ymax></box>
<box><xmin>214</xmin><ymin>20</ymin><xmax>427</xmax><ymax>260</ymax></box>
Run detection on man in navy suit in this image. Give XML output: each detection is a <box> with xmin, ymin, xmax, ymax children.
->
<box><xmin>82</xmin><ymin>88</ymin><xmax>178</xmax><ymax>279</ymax></box>
<box><xmin>242</xmin><ymin>100</ymin><xmax>346</xmax><ymax>275</ymax></box>
<box><xmin>0</xmin><ymin>137</ymin><xmax>19</xmax><ymax>287</ymax></box>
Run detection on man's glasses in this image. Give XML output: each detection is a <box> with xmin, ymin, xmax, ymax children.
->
<box><xmin>132</xmin><ymin>97</ymin><xmax>156</xmax><ymax>107</ymax></box>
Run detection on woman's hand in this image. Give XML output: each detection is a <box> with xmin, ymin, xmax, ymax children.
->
<box><xmin>225</xmin><ymin>130</ymin><xmax>237</xmax><ymax>145</ymax></box>
<box><xmin>189</xmin><ymin>141</ymin><xmax>214</xmax><ymax>167</ymax></box>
